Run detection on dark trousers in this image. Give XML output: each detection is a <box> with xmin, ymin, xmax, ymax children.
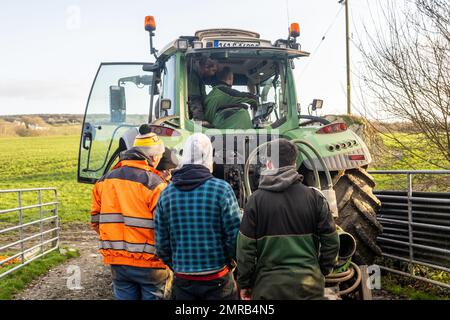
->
<box><xmin>173</xmin><ymin>272</ymin><xmax>238</xmax><ymax>300</ymax></box>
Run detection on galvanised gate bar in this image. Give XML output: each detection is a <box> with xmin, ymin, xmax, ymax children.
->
<box><xmin>0</xmin><ymin>187</ymin><xmax>59</xmax><ymax>280</ymax></box>
<box><xmin>370</xmin><ymin>170</ymin><xmax>450</xmax><ymax>289</ymax></box>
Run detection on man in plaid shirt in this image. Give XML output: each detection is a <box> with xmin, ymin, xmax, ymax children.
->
<box><xmin>155</xmin><ymin>133</ymin><xmax>241</xmax><ymax>300</ymax></box>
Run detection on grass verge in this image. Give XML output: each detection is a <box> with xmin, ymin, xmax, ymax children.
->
<box><xmin>0</xmin><ymin>247</ymin><xmax>79</xmax><ymax>300</ymax></box>
<box><xmin>382</xmin><ymin>274</ymin><xmax>450</xmax><ymax>300</ymax></box>
<box><xmin>377</xmin><ymin>257</ymin><xmax>450</xmax><ymax>300</ymax></box>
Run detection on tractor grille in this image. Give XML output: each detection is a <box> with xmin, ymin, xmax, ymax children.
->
<box><xmin>303</xmin><ymin>147</ymin><xmax>372</xmax><ymax>171</ymax></box>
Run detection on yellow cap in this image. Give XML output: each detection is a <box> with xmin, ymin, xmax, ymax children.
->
<box><xmin>133</xmin><ymin>132</ymin><xmax>165</xmax><ymax>155</ymax></box>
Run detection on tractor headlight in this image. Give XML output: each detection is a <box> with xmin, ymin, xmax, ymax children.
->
<box><xmin>274</xmin><ymin>39</ymin><xmax>288</xmax><ymax>48</ymax></box>
<box><xmin>176</xmin><ymin>39</ymin><xmax>189</xmax><ymax>51</ymax></box>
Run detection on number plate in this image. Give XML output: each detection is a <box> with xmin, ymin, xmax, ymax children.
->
<box><xmin>213</xmin><ymin>40</ymin><xmax>260</xmax><ymax>48</ymax></box>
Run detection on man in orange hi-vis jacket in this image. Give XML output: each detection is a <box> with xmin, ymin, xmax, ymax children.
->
<box><xmin>91</xmin><ymin>124</ymin><xmax>171</xmax><ymax>300</ymax></box>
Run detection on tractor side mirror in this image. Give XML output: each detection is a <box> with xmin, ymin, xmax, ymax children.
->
<box><xmin>110</xmin><ymin>85</ymin><xmax>126</xmax><ymax>123</ymax></box>
<box><xmin>143</xmin><ymin>63</ymin><xmax>159</xmax><ymax>72</ymax></box>
<box><xmin>311</xmin><ymin>99</ymin><xmax>323</xmax><ymax>111</ymax></box>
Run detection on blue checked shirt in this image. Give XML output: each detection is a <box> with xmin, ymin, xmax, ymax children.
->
<box><xmin>155</xmin><ymin>178</ymin><xmax>241</xmax><ymax>273</ymax></box>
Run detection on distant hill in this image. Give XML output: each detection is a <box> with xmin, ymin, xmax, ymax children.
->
<box><xmin>0</xmin><ymin>114</ymin><xmax>83</xmax><ymax>137</ymax></box>
<box><xmin>0</xmin><ymin>114</ymin><xmax>83</xmax><ymax>125</ymax></box>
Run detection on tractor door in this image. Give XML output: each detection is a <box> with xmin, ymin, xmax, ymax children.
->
<box><xmin>78</xmin><ymin>63</ymin><xmax>158</xmax><ymax>183</ymax></box>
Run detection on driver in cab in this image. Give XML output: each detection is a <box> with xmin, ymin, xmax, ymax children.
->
<box><xmin>204</xmin><ymin>67</ymin><xmax>257</xmax><ymax>129</ymax></box>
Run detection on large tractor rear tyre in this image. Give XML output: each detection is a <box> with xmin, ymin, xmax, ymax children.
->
<box><xmin>303</xmin><ymin>167</ymin><xmax>383</xmax><ymax>265</ymax></box>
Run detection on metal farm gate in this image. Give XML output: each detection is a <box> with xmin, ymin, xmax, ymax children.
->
<box><xmin>0</xmin><ymin>188</ymin><xmax>60</xmax><ymax>280</ymax></box>
<box><xmin>370</xmin><ymin>170</ymin><xmax>450</xmax><ymax>289</ymax></box>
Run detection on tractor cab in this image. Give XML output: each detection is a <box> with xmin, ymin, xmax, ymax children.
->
<box><xmin>78</xmin><ymin>19</ymin><xmax>371</xmax><ymax>183</ymax></box>
<box><xmin>78</xmin><ymin>24</ymin><xmax>313</xmax><ymax>182</ymax></box>
<box><xmin>78</xmin><ymin>18</ymin><xmax>372</xmax><ymax>184</ymax></box>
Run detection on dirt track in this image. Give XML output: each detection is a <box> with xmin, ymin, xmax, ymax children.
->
<box><xmin>13</xmin><ymin>223</ymin><xmax>398</xmax><ymax>300</ymax></box>
<box><xmin>14</xmin><ymin>223</ymin><xmax>113</xmax><ymax>300</ymax></box>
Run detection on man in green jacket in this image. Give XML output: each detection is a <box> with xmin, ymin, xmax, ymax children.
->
<box><xmin>236</xmin><ymin>139</ymin><xmax>340</xmax><ymax>300</ymax></box>
<box><xmin>204</xmin><ymin>67</ymin><xmax>257</xmax><ymax>129</ymax></box>
<box><xmin>188</xmin><ymin>57</ymin><xmax>218</xmax><ymax>121</ymax></box>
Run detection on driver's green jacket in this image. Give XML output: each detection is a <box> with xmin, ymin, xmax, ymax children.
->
<box><xmin>204</xmin><ymin>84</ymin><xmax>257</xmax><ymax>129</ymax></box>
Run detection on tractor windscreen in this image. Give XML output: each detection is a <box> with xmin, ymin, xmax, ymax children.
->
<box><xmin>78</xmin><ymin>63</ymin><xmax>155</xmax><ymax>183</ymax></box>
<box><xmin>187</xmin><ymin>53</ymin><xmax>291</xmax><ymax>129</ymax></box>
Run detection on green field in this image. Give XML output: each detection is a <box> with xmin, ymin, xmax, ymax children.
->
<box><xmin>0</xmin><ymin>132</ymin><xmax>448</xmax><ymax>224</ymax></box>
<box><xmin>372</xmin><ymin>133</ymin><xmax>450</xmax><ymax>192</ymax></box>
<box><xmin>0</xmin><ymin>135</ymin><xmax>92</xmax><ymax>223</ymax></box>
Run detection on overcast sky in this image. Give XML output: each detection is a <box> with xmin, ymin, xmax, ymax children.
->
<box><xmin>0</xmin><ymin>0</ymin><xmax>387</xmax><ymax>116</ymax></box>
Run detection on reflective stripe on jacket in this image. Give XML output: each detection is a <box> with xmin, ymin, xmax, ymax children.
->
<box><xmin>91</xmin><ymin>155</ymin><xmax>167</xmax><ymax>268</ymax></box>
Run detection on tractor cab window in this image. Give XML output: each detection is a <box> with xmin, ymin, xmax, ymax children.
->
<box><xmin>187</xmin><ymin>54</ymin><xmax>289</xmax><ymax>129</ymax></box>
<box><xmin>259</xmin><ymin>68</ymin><xmax>289</xmax><ymax>125</ymax></box>
<box><xmin>155</xmin><ymin>55</ymin><xmax>176</xmax><ymax>119</ymax></box>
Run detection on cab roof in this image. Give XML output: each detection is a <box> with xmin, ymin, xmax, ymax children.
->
<box><xmin>195</xmin><ymin>29</ymin><xmax>260</xmax><ymax>40</ymax></box>
<box><xmin>158</xmin><ymin>28</ymin><xmax>310</xmax><ymax>59</ymax></box>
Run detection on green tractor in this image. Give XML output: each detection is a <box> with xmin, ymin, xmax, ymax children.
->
<box><xmin>77</xmin><ymin>17</ymin><xmax>382</xmax><ymax>265</ymax></box>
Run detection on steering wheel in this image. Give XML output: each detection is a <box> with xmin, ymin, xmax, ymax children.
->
<box><xmin>252</xmin><ymin>102</ymin><xmax>276</xmax><ymax>126</ymax></box>
<box><xmin>151</xmin><ymin>115</ymin><xmax>180</xmax><ymax>127</ymax></box>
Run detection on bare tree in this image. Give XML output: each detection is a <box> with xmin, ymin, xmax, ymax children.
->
<box><xmin>358</xmin><ymin>0</ymin><xmax>450</xmax><ymax>169</ymax></box>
